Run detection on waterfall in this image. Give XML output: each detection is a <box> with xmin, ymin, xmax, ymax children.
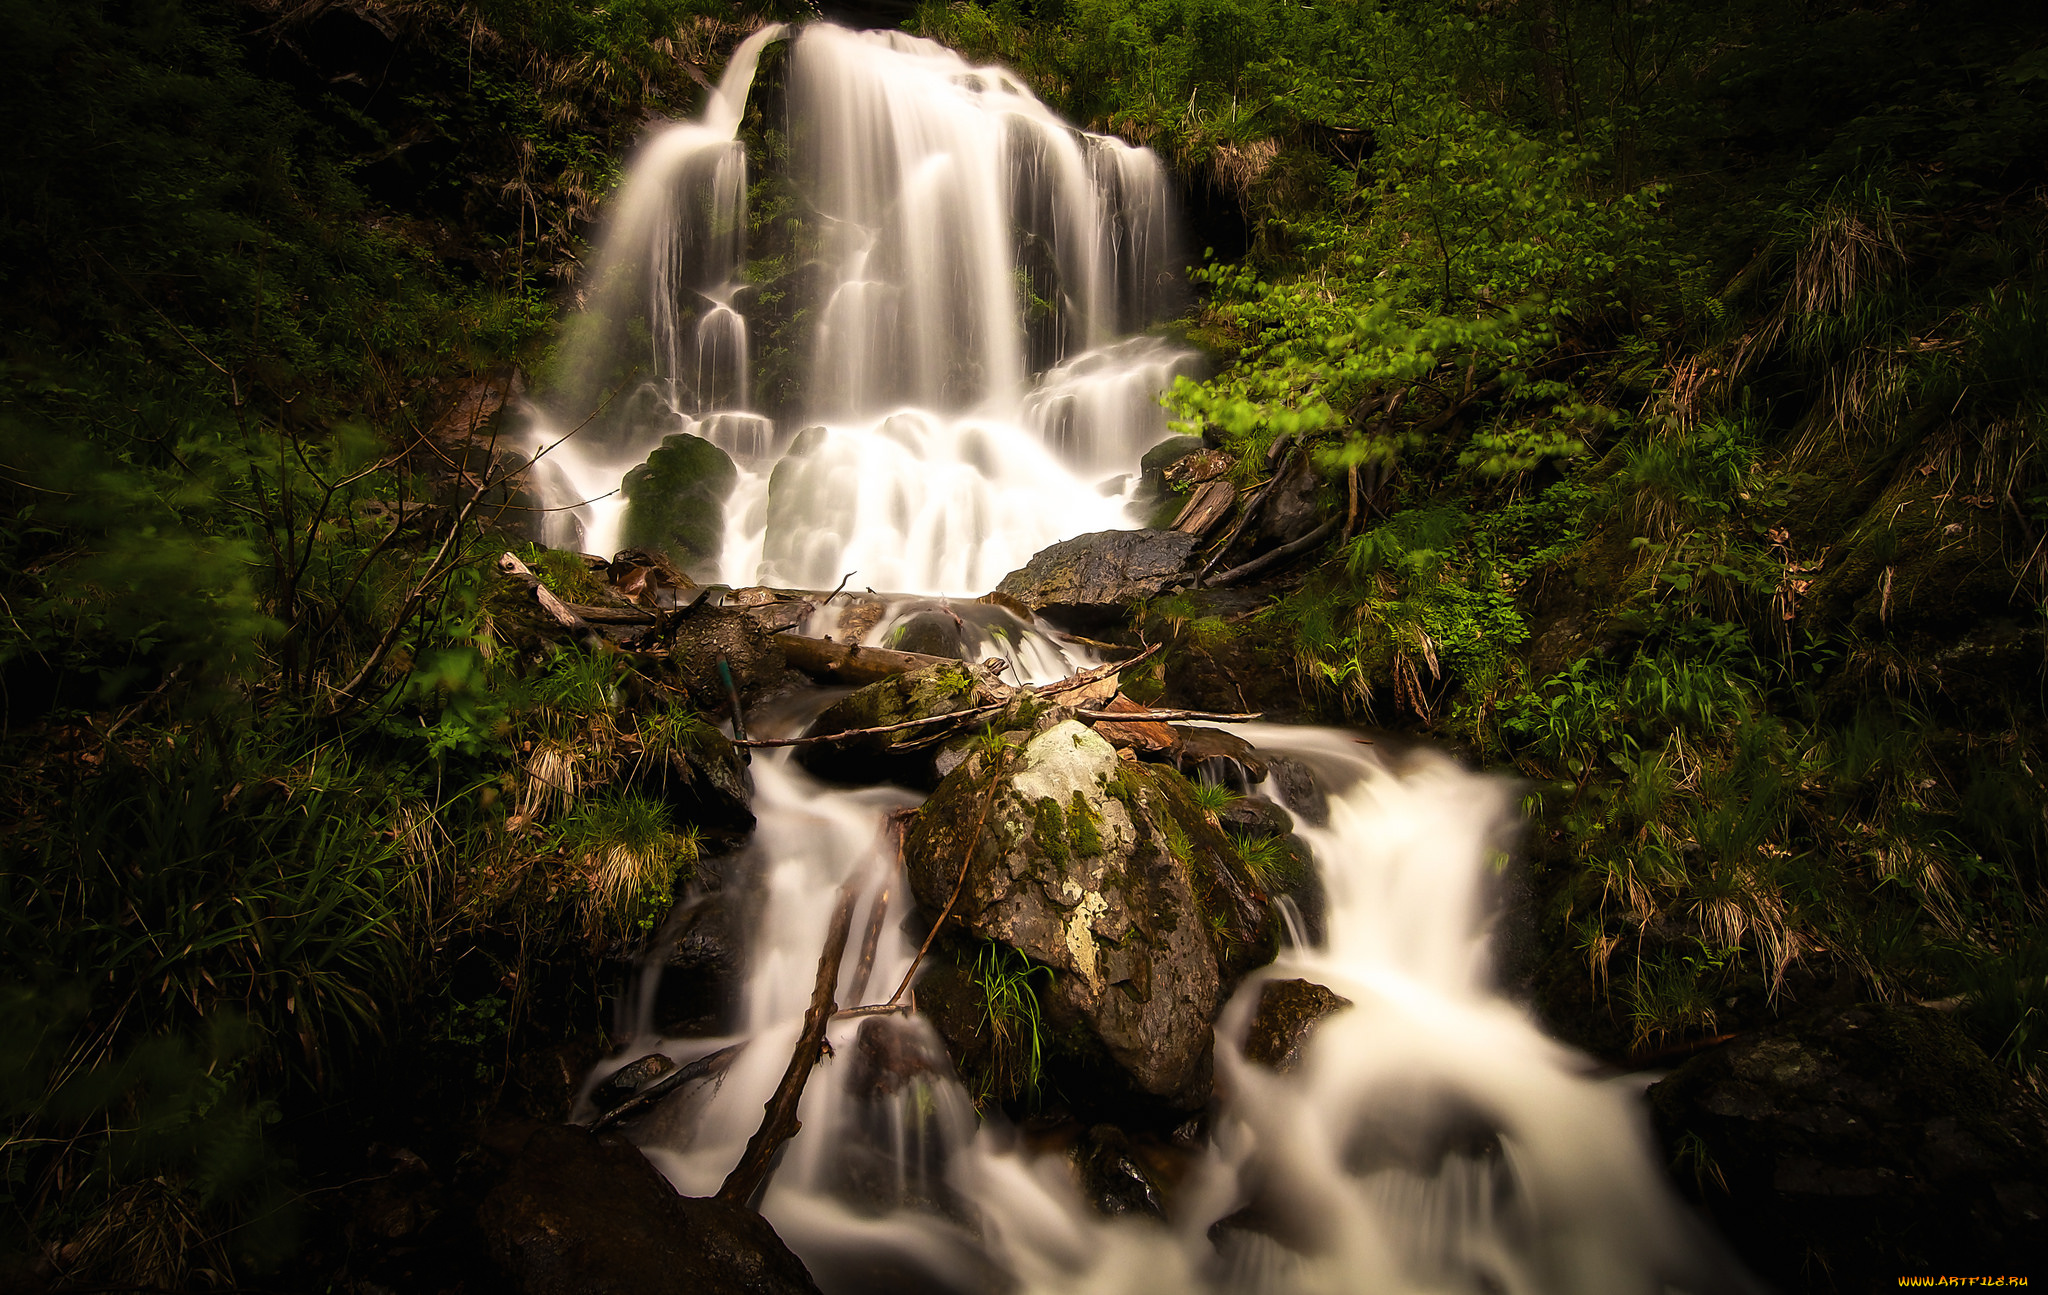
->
<box><xmin>547</xmin><ymin>22</ymin><xmax>1757</xmax><ymax>1295</ymax></box>
<box><xmin>535</xmin><ymin>24</ymin><xmax>1196</xmax><ymax>587</ymax></box>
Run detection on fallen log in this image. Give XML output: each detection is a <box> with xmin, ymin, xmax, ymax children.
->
<box><xmin>1035</xmin><ymin>641</ymin><xmax>1162</xmax><ymax>697</ymax></box>
<box><xmin>773</xmin><ymin>633</ymin><xmax>957</xmax><ymax>685</ymax></box>
<box><xmin>1086</xmin><ymin>694</ymin><xmax>1178</xmax><ymax>752</ymax></box>
<box><xmin>717</xmin><ymin>875</ymin><xmax>860</xmax><ymax>1207</ymax></box>
<box><xmin>732</xmin><ymin>698</ymin><xmax>1011</xmax><ymax>749</ymax></box>
<box><xmin>1076</xmin><ymin>707</ymin><xmax>1263</xmax><ymax>723</ymax></box>
<box><xmin>498</xmin><ymin>551</ymin><xmax>592</xmax><ymax>631</ymax></box>
<box><xmin>1206</xmin><ymin>517</ymin><xmax>1340</xmax><ymax>589</ymax></box>
<box><xmin>590</xmin><ymin>1042</ymin><xmax>746</xmax><ymax>1131</ymax></box>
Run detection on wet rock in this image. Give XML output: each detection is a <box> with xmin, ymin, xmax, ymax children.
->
<box><xmin>1264</xmin><ymin>755</ymin><xmax>1329</xmax><ymax>827</ymax></box>
<box><xmin>591</xmin><ymin>1053</ymin><xmax>676</xmax><ymax>1114</ymax></box>
<box><xmin>1647</xmin><ymin>1004</ymin><xmax>2048</xmax><ymax>1290</ymax></box>
<box><xmin>652</xmin><ymin>890</ymin><xmax>746</xmax><ymax>1035</ymax></box>
<box><xmin>1171</xmin><ymin>726</ymin><xmax>1269</xmax><ymax>787</ymax></box>
<box><xmin>887</xmin><ymin>608</ymin><xmax>968</xmax><ymax>659</ymax></box>
<box><xmin>815</xmin><ymin>1017</ymin><xmax>968</xmax><ymax>1217</ymax></box>
<box><xmin>667</xmin><ymin>605</ymin><xmax>793</xmax><ymax>713</ymax></box>
<box><xmin>796</xmin><ymin>661</ymin><xmax>1011</xmax><ymax>789</ymax></box>
<box><xmin>1241</xmin><ymin>979</ymin><xmax>1351</xmax><ymax>1073</ymax></box>
<box><xmin>1138</xmin><ymin>435</ymin><xmax>1205</xmax><ymax>498</ymax></box>
<box><xmin>994</xmin><ymin>530</ymin><xmax>1199</xmax><ymax>631</ymax></box>
<box><xmin>1076</xmin><ymin>1124</ymin><xmax>1166</xmax><ymax>1219</ymax></box>
<box><xmin>619</xmin><ymin>433</ymin><xmax>739</xmax><ymax>580</ymax></box>
<box><xmin>478</xmin><ymin>1125</ymin><xmax>820</xmax><ymax>1295</ymax></box>
<box><xmin>636</xmin><ymin>721</ymin><xmax>755</xmax><ymax>844</ymax></box>
<box><xmin>1218</xmin><ymin>795</ymin><xmax>1292</xmax><ymax>840</ymax></box>
<box><xmin>903</xmin><ymin>719</ymin><xmax>1274</xmax><ymax>1106</ymax></box>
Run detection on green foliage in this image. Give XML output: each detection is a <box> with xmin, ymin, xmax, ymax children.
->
<box><xmin>969</xmin><ymin>944</ymin><xmax>1051</xmax><ymax>1107</ymax></box>
<box><xmin>1187</xmin><ymin>780</ymin><xmax>1241</xmax><ymax>814</ymax></box>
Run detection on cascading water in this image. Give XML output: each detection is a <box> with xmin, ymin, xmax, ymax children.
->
<box><xmin>554</xmin><ymin>22</ymin><xmax>1757</xmax><ymax>1295</ymax></box>
<box><xmin>535</xmin><ymin>24</ymin><xmax>1196</xmax><ymax>587</ymax></box>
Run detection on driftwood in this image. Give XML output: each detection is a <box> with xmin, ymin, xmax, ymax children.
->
<box><xmin>1087</xmin><ymin>694</ymin><xmax>1178</xmax><ymax>752</ymax></box>
<box><xmin>497</xmin><ymin>552</ymin><xmax>591</xmax><ymax>631</ymax></box>
<box><xmin>1206</xmin><ymin>517</ymin><xmax>1341</xmax><ymax>588</ymax></box>
<box><xmin>716</xmin><ymin>876</ymin><xmax>860</xmax><ymax>1207</ymax></box>
<box><xmin>590</xmin><ymin>1042</ymin><xmax>746</xmax><ymax>1131</ymax></box>
<box><xmin>773</xmin><ymin>633</ymin><xmax>957</xmax><ymax>685</ymax></box>
<box><xmin>732</xmin><ymin>698</ymin><xmax>1011</xmax><ymax>749</ymax></box>
<box><xmin>1172</xmin><ymin>479</ymin><xmax>1237</xmax><ymax>536</ymax></box>
<box><xmin>1076</xmin><ymin>707</ymin><xmax>1263</xmax><ymax>723</ymax></box>
<box><xmin>1036</xmin><ymin>641</ymin><xmax>1161</xmax><ymax>696</ymax></box>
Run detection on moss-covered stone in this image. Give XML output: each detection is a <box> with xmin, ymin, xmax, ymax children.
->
<box><xmin>618</xmin><ymin>433</ymin><xmax>738</xmax><ymax>578</ymax></box>
<box><xmin>902</xmin><ymin>719</ymin><xmax>1276</xmax><ymax>1109</ymax></box>
<box><xmin>794</xmin><ymin>661</ymin><xmax>1006</xmax><ymax>789</ymax></box>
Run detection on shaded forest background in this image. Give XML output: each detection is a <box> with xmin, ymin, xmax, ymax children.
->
<box><xmin>2</xmin><ymin>0</ymin><xmax>2045</xmax><ymax>1289</ymax></box>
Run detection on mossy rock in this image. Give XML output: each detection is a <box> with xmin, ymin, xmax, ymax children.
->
<box><xmin>618</xmin><ymin>433</ymin><xmax>738</xmax><ymax>578</ymax></box>
<box><xmin>794</xmin><ymin>661</ymin><xmax>1007</xmax><ymax>789</ymax></box>
<box><xmin>903</xmin><ymin>719</ymin><xmax>1274</xmax><ymax>1109</ymax></box>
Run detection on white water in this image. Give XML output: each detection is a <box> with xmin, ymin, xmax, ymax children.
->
<box><xmin>596</xmin><ymin>728</ymin><xmax>1755</xmax><ymax>1295</ymax></box>
<box><xmin>552</xmin><ymin>22</ymin><xmax>1756</xmax><ymax>1295</ymax></box>
<box><xmin>534</xmin><ymin>24</ymin><xmax>1193</xmax><ymax>589</ymax></box>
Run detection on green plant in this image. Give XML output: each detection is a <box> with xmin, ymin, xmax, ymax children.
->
<box><xmin>1188</xmin><ymin>780</ymin><xmax>1242</xmax><ymax>814</ymax></box>
<box><xmin>554</xmin><ymin>792</ymin><xmax>697</xmax><ymax>942</ymax></box>
<box><xmin>969</xmin><ymin>945</ymin><xmax>1052</xmax><ymax>1107</ymax></box>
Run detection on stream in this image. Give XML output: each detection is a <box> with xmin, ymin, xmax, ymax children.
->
<box><xmin>536</xmin><ymin>22</ymin><xmax>1760</xmax><ymax>1294</ymax></box>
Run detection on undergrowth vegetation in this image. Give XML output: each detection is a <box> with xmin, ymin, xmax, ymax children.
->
<box><xmin>924</xmin><ymin>0</ymin><xmax>2048</xmax><ymax>1083</ymax></box>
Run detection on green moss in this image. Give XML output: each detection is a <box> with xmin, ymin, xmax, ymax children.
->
<box><xmin>1067</xmin><ymin>790</ymin><xmax>1104</xmax><ymax>857</ymax></box>
<box><xmin>1032</xmin><ymin>796</ymin><xmax>1070</xmax><ymax>868</ymax></box>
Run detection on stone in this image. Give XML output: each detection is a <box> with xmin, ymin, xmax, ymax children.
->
<box><xmin>795</xmin><ymin>661</ymin><xmax>1013</xmax><ymax>789</ymax></box>
<box><xmin>1138</xmin><ymin>435</ymin><xmax>1206</xmax><ymax>498</ymax></box>
<box><xmin>1264</xmin><ymin>755</ymin><xmax>1329</xmax><ymax>827</ymax></box>
<box><xmin>636</xmin><ymin>720</ymin><xmax>755</xmax><ymax>846</ymax></box>
<box><xmin>994</xmin><ymin>530</ymin><xmax>1199</xmax><ymax>630</ymax></box>
<box><xmin>619</xmin><ymin>433</ymin><xmax>739</xmax><ymax>580</ymax></box>
<box><xmin>1240</xmin><ymin>979</ymin><xmax>1351</xmax><ymax>1073</ymax></box>
<box><xmin>902</xmin><ymin>720</ymin><xmax>1274</xmax><ymax>1107</ymax></box>
<box><xmin>591</xmin><ymin>1053</ymin><xmax>676</xmax><ymax>1114</ymax></box>
<box><xmin>1075</xmin><ymin>1124</ymin><xmax>1167</xmax><ymax>1219</ymax></box>
<box><xmin>478</xmin><ymin>1125</ymin><xmax>820</xmax><ymax>1295</ymax></box>
<box><xmin>887</xmin><ymin>609</ymin><xmax>967</xmax><ymax>659</ymax></box>
<box><xmin>1171</xmin><ymin>725</ymin><xmax>1269</xmax><ymax>786</ymax></box>
<box><xmin>1646</xmin><ymin>1004</ymin><xmax>2048</xmax><ymax>1290</ymax></box>
<box><xmin>1218</xmin><ymin>795</ymin><xmax>1293</xmax><ymax>840</ymax></box>
<box><xmin>652</xmin><ymin>889</ymin><xmax>746</xmax><ymax>1035</ymax></box>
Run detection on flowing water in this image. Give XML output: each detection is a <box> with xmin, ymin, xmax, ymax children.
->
<box><xmin>550</xmin><ymin>23</ymin><xmax>1758</xmax><ymax>1295</ymax></box>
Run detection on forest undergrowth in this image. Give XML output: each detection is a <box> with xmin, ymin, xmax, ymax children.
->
<box><xmin>1</xmin><ymin>0</ymin><xmax>2045</xmax><ymax>1286</ymax></box>
<box><xmin>919</xmin><ymin>0</ymin><xmax>2048</xmax><ymax>1084</ymax></box>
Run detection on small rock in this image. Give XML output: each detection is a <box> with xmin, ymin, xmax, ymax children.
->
<box><xmin>592</xmin><ymin>1053</ymin><xmax>677</xmax><ymax>1114</ymax></box>
<box><xmin>1257</xmin><ymin>450</ymin><xmax>1326</xmax><ymax>546</ymax></box>
<box><xmin>1241</xmin><ymin>979</ymin><xmax>1352</xmax><ymax>1073</ymax></box>
<box><xmin>1219</xmin><ymin>796</ymin><xmax>1293</xmax><ymax>839</ymax></box>
<box><xmin>994</xmin><ymin>530</ymin><xmax>1199</xmax><ymax>630</ymax></box>
<box><xmin>1171</xmin><ymin>726</ymin><xmax>1269</xmax><ymax>786</ymax></box>
<box><xmin>1076</xmin><ymin>1125</ymin><xmax>1167</xmax><ymax>1219</ymax></box>
<box><xmin>795</xmin><ymin>661</ymin><xmax>1013</xmax><ymax>789</ymax></box>
<box><xmin>1264</xmin><ymin>755</ymin><xmax>1329</xmax><ymax>827</ymax></box>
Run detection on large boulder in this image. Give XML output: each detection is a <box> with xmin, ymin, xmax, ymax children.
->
<box><xmin>478</xmin><ymin>1125</ymin><xmax>820</xmax><ymax>1295</ymax></box>
<box><xmin>795</xmin><ymin>661</ymin><xmax>1013</xmax><ymax>789</ymax></box>
<box><xmin>619</xmin><ymin>433</ymin><xmax>739</xmax><ymax>580</ymax></box>
<box><xmin>903</xmin><ymin>719</ymin><xmax>1273</xmax><ymax>1107</ymax></box>
<box><xmin>993</xmin><ymin>530</ymin><xmax>1199</xmax><ymax>630</ymax></box>
<box><xmin>1647</xmin><ymin>1004</ymin><xmax>2048</xmax><ymax>1290</ymax></box>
